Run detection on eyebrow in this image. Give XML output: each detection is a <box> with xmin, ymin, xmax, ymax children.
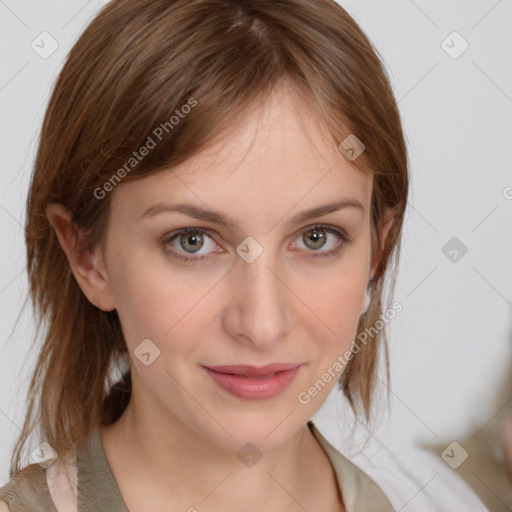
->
<box><xmin>139</xmin><ymin>199</ymin><xmax>364</xmax><ymax>229</ymax></box>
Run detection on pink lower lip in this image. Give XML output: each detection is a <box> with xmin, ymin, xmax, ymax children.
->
<box><xmin>202</xmin><ymin>365</ymin><xmax>301</xmax><ymax>400</ymax></box>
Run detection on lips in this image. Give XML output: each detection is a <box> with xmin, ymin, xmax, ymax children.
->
<box><xmin>202</xmin><ymin>362</ymin><xmax>302</xmax><ymax>400</ymax></box>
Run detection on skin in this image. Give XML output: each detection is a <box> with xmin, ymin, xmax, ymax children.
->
<box><xmin>47</xmin><ymin>83</ymin><xmax>393</xmax><ymax>512</ymax></box>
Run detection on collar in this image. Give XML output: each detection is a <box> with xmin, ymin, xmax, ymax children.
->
<box><xmin>75</xmin><ymin>421</ymin><xmax>395</xmax><ymax>512</ymax></box>
<box><xmin>307</xmin><ymin>421</ymin><xmax>395</xmax><ymax>512</ymax></box>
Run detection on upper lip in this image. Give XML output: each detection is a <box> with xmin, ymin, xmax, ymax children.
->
<box><xmin>204</xmin><ymin>362</ymin><xmax>301</xmax><ymax>376</ymax></box>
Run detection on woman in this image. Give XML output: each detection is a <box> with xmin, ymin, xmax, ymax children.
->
<box><xmin>0</xmin><ymin>0</ymin><xmax>489</xmax><ymax>510</ymax></box>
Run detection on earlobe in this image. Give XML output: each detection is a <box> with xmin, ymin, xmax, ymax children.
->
<box><xmin>45</xmin><ymin>203</ymin><xmax>116</xmax><ymax>311</ymax></box>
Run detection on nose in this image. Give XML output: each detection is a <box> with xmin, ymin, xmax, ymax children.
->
<box><xmin>222</xmin><ymin>245</ymin><xmax>291</xmax><ymax>350</ymax></box>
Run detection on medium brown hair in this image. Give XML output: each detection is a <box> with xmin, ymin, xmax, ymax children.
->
<box><xmin>10</xmin><ymin>0</ymin><xmax>408</xmax><ymax>477</ymax></box>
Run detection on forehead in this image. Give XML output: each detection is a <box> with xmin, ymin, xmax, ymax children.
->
<box><xmin>110</xmin><ymin>84</ymin><xmax>373</xmax><ymax>224</ymax></box>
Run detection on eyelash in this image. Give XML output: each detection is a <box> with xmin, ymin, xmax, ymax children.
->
<box><xmin>161</xmin><ymin>224</ymin><xmax>350</xmax><ymax>264</ymax></box>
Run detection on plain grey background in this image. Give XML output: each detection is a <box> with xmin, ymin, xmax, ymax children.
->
<box><xmin>0</xmin><ymin>0</ymin><xmax>511</xmax><ymax>500</ymax></box>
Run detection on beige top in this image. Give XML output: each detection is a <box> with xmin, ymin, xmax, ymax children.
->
<box><xmin>0</xmin><ymin>421</ymin><xmax>395</xmax><ymax>511</ymax></box>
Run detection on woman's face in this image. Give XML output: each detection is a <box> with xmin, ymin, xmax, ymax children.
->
<box><xmin>100</xmin><ymin>87</ymin><xmax>376</xmax><ymax>451</ymax></box>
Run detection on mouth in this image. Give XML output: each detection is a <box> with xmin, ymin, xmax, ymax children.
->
<box><xmin>202</xmin><ymin>363</ymin><xmax>302</xmax><ymax>400</ymax></box>
<box><xmin>205</xmin><ymin>362</ymin><xmax>301</xmax><ymax>376</ymax></box>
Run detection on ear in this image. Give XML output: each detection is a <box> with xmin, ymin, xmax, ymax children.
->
<box><xmin>370</xmin><ymin>207</ymin><xmax>395</xmax><ymax>281</ymax></box>
<box><xmin>45</xmin><ymin>203</ymin><xmax>116</xmax><ymax>311</ymax></box>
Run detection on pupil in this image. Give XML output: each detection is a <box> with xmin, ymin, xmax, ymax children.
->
<box><xmin>181</xmin><ymin>232</ymin><xmax>203</xmax><ymax>253</ymax></box>
<box><xmin>305</xmin><ymin>229</ymin><xmax>326</xmax><ymax>250</ymax></box>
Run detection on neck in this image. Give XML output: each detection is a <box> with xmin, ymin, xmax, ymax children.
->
<box><xmin>99</xmin><ymin>397</ymin><xmax>343</xmax><ymax>511</ymax></box>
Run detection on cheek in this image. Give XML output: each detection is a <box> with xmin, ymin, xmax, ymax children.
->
<box><xmin>109</xmin><ymin>263</ymin><xmax>169</xmax><ymax>338</ymax></box>
<box><xmin>108</xmin><ymin>251</ymin><xmax>220</xmax><ymax>346</ymax></box>
<box><xmin>299</xmin><ymin>262</ymin><xmax>367</xmax><ymax>342</ymax></box>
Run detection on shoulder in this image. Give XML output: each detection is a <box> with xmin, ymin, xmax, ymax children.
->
<box><xmin>0</xmin><ymin>454</ymin><xmax>76</xmax><ymax>512</ymax></box>
<box><xmin>0</xmin><ymin>442</ymin><xmax>81</xmax><ymax>512</ymax></box>
<box><xmin>0</xmin><ymin>462</ymin><xmax>48</xmax><ymax>510</ymax></box>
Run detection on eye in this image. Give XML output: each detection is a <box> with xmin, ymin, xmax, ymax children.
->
<box><xmin>161</xmin><ymin>224</ymin><xmax>350</xmax><ymax>264</ymax></box>
<box><xmin>162</xmin><ymin>228</ymin><xmax>220</xmax><ymax>263</ymax></box>
<box><xmin>291</xmin><ymin>224</ymin><xmax>349</xmax><ymax>259</ymax></box>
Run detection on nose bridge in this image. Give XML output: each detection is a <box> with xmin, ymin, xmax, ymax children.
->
<box><xmin>228</xmin><ymin>241</ymin><xmax>290</xmax><ymax>346</ymax></box>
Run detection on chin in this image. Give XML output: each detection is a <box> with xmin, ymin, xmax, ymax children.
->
<box><xmin>200</xmin><ymin>407</ymin><xmax>306</xmax><ymax>452</ymax></box>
